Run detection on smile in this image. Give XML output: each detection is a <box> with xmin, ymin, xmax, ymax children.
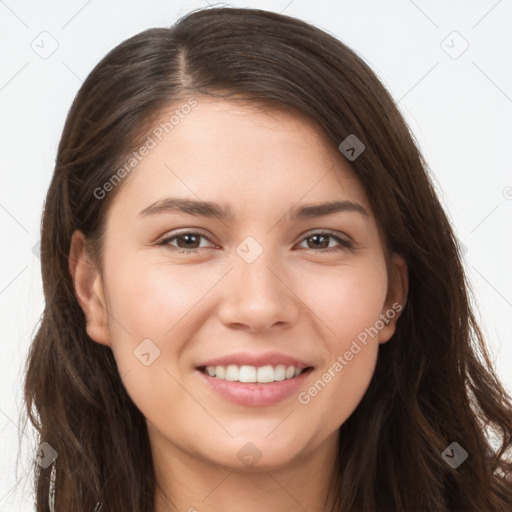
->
<box><xmin>199</xmin><ymin>364</ymin><xmax>310</xmax><ymax>383</ymax></box>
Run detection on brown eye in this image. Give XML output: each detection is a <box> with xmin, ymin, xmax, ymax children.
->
<box><xmin>173</xmin><ymin>234</ymin><xmax>202</xmax><ymax>249</ymax></box>
<box><xmin>297</xmin><ymin>231</ymin><xmax>353</xmax><ymax>252</ymax></box>
<box><xmin>159</xmin><ymin>231</ymin><xmax>214</xmax><ymax>253</ymax></box>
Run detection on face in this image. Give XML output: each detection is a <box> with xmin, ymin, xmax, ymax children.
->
<box><xmin>70</xmin><ymin>99</ymin><xmax>407</xmax><ymax>474</ymax></box>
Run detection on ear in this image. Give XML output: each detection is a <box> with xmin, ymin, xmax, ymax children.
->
<box><xmin>378</xmin><ymin>253</ymin><xmax>408</xmax><ymax>344</ymax></box>
<box><xmin>68</xmin><ymin>230</ymin><xmax>111</xmax><ymax>347</ymax></box>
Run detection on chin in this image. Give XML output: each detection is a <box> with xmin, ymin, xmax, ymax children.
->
<box><xmin>202</xmin><ymin>434</ymin><xmax>309</xmax><ymax>472</ymax></box>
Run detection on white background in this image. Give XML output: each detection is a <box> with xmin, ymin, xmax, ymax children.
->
<box><xmin>1</xmin><ymin>0</ymin><xmax>511</xmax><ymax>509</ymax></box>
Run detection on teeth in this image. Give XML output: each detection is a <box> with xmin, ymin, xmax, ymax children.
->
<box><xmin>239</xmin><ymin>365</ymin><xmax>256</xmax><ymax>382</ymax></box>
<box><xmin>225</xmin><ymin>364</ymin><xmax>239</xmax><ymax>381</ymax></box>
<box><xmin>257</xmin><ymin>365</ymin><xmax>274</xmax><ymax>383</ymax></box>
<box><xmin>274</xmin><ymin>364</ymin><xmax>286</xmax><ymax>381</ymax></box>
<box><xmin>204</xmin><ymin>364</ymin><xmax>306</xmax><ymax>383</ymax></box>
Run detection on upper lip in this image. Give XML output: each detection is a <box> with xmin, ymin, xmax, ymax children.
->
<box><xmin>196</xmin><ymin>352</ymin><xmax>313</xmax><ymax>369</ymax></box>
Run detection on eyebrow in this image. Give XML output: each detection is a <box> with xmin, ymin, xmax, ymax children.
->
<box><xmin>137</xmin><ymin>197</ymin><xmax>369</xmax><ymax>221</ymax></box>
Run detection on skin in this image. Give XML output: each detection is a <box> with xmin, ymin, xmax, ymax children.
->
<box><xmin>69</xmin><ymin>99</ymin><xmax>408</xmax><ymax>512</ymax></box>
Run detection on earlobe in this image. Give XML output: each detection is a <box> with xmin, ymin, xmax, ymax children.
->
<box><xmin>68</xmin><ymin>230</ymin><xmax>111</xmax><ymax>347</ymax></box>
<box><xmin>378</xmin><ymin>253</ymin><xmax>408</xmax><ymax>344</ymax></box>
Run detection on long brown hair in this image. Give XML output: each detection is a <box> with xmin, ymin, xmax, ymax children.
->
<box><xmin>22</xmin><ymin>6</ymin><xmax>512</xmax><ymax>511</ymax></box>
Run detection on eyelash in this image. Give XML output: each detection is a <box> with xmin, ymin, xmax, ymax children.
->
<box><xmin>158</xmin><ymin>230</ymin><xmax>353</xmax><ymax>254</ymax></box>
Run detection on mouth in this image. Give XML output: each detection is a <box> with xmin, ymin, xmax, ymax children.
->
<box><xmin>197</xmin><ymin>364</ymin><xmax>314</xmax><ymax>383</ymax></box>
<box><xmin>196</xmin><ymin>364</ymin><xmax>314</xmax><ymax>407</ymax></box>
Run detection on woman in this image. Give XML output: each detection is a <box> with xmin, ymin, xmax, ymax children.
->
<box><xmin>23</xmin><ymin>6</ymin><xmax>512</xmax><ymax>511</ymax></box>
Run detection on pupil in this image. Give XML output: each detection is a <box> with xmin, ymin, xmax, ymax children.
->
<box><xmin>180</xmin><ymin>234</ymin><xmax>199</xmax><ymax>248</ymax></box>
<box><xmin>310</xmin><ymin>234</ymin><xmax>328</xmax><ymax>249</ymax></box>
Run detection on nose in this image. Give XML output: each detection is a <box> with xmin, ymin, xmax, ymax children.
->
<box><xmin>215</xmin><ymin>247</ymin><xmax>301</xmax><ymax>334</ymax></box>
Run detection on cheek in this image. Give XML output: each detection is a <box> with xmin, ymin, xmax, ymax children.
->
<box><xmin>298</xmin><ymin>344</ymin><xmax>378</xmax><ymax>437</ymax></box>
<box><xmin>101</xmin><ymin>257</ymin><xmax>206</xmax><ymax>423</ymax></box>
<box><xmin>293</xmin><ymin>261</ymin><xmax>386</xmax><ymax>427</ymax></box>
<box><xmin>99</xmin><ymin>255</ymin><xmax>199</xmax><ymax>388</ymax></box>
<box><xmin>105</xmin><ymin>254</ymin><xmax>210</xmax><ymax>340</ymax></box>
<box><xmin>294</xmin><ymin>258</ymin><xmax>388</xmax><ymax>344</ymax></box>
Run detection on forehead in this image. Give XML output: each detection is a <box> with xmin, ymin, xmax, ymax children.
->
<box><xmin>151</xmin><ymin>99</ymin><xmax>339</xmax><ymax>168</ymax></box>
<box><xmin>109</xmin><ymin>98</ymin><xmax>371</xmax><ymax>220</ymax></box>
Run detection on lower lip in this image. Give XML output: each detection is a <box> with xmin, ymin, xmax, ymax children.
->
<box><xmin>196</xmin><ymin>368</ymin><xmax>313</xmax><ymax>407</ymax></box>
